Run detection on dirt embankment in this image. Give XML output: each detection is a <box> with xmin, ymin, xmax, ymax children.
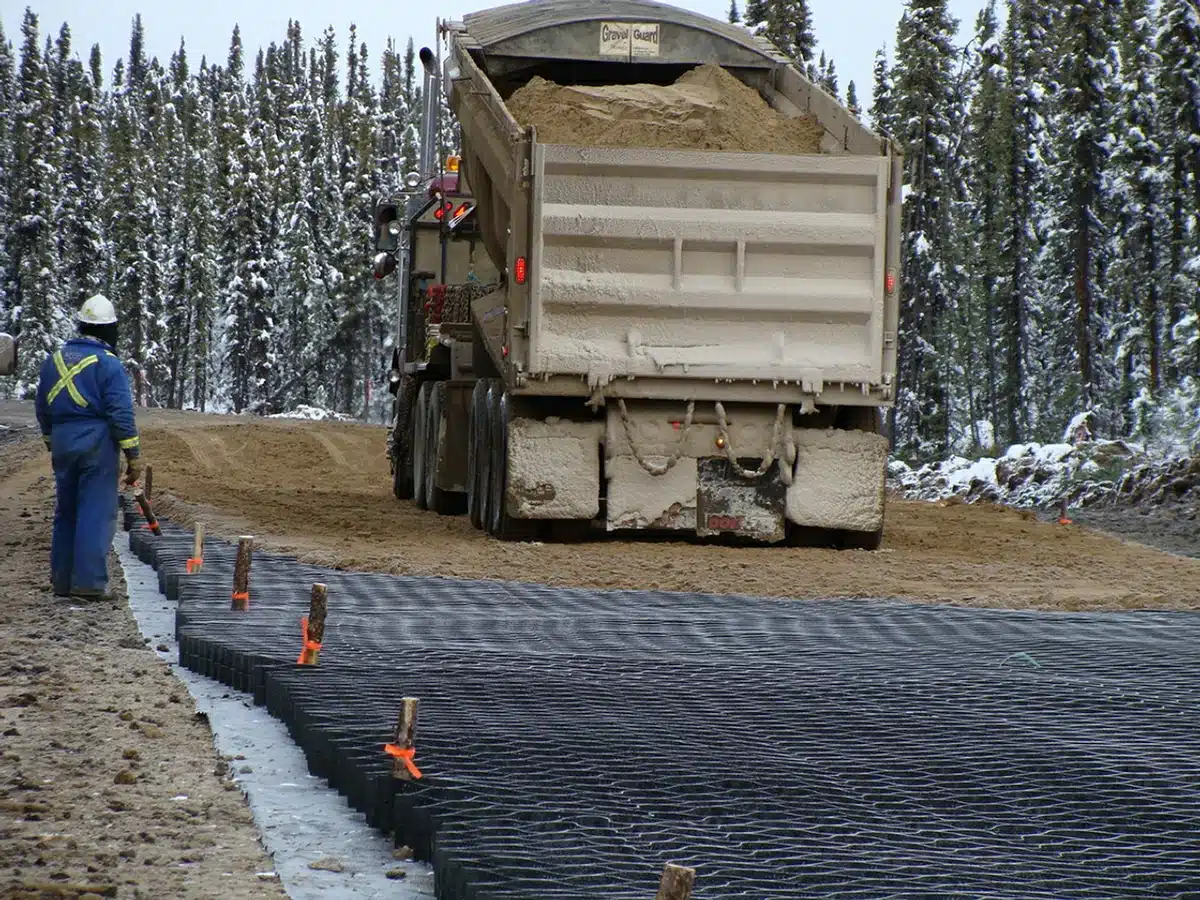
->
<box><xmin>136</xmin><ymin>413</ymin><xmax>1200</xmax><ymax>612</ymax></box>
<box><xmin>0</xmin><ymin>435</ymin><xmax>287</xmax><ymax>900</ymax></box>
<box><xmin>507</xmin><ymin>64</ymin><xmax>825</xmax><ymax>154</ymax></box>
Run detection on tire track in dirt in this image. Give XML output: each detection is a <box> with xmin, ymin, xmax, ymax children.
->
<box><xmin>307</xmin><ymin>429</ymin><xmax>349</xmax><ymax>468</ymax></box>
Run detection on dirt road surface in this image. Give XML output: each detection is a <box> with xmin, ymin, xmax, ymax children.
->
<box><xmin>127</xmin><ymin>409</ymin><xmax>1200</xmax><ymax>612</ymax></box>
<box><xmin>0</xmin><ymin>425</ymin><xmax>288</xmax><ymax>899</ymax></box>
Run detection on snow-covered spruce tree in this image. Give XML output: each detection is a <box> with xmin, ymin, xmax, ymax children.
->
<box><xmin>219</xmin><ymin>48</ymin><xmax>275</xmax><ymax>414</ymax></box>
<box><xmin>868</xmin><ymin>46</ymin><xmax>896</xmax><ymax>137</ymax></box>
<box><xmin>845</xmin><ymin>80</ymin><xmax>859</xmax><ymax>117</ymax></box>
<box><xmin>57</xmin><ymin>41</ymin><xmax>106</xmax><ymax>313</ymax></box>
<box><xmin>214</xmin><ymin>25</ymin><xmax>254</xmax><ymax>412</ymax></box>
<box><xmin>816</xmin><ymin>51</ymin><xmax>839</xmax><ymax>100</ymax></box>
<box><xmin>0</xmin><ymin>19</ymin><xmax>18</xmax><ymax>337</ymax></box>
<box><xmin>161</xmin><ymin>40</ymin><xmax>195</xmax><ymax>409</ymax></box>
<box><xmin>400</xmin><ymin>38</ymin><xmax>420</xmax><ymax>181</ymax></box>
<box><xmin>1157</xmin><ymin>0</ymin><xmax>1200</xmax><ymax>381</ymax></box>
<box><xmin>1108</xmin><ymin>0</ymin><xmax>1166</xmax><ymax>435</ymax></box>
<box><xmin>105</xmin><ymin>15</ymin><xmax>166</xmax><ymax>404</ymax></box>
<box><xmin>10</xmin><ymin>9</ymin><xmax>64</xmax><ymax>393</ymax></box>
<box><xmin>1037</xmin><ymin>0</ymin><xmax>1120</xmax><ymax>434</ymax></box>
<box><xmin>744</xmin><ymin>0</ymin><xmax>817</xmax><ymax>73</ymax></box>
<box><xmin>998</xmin><ymin>0</ymin><xmax>1055</xmax><ymax>442</ymax></box>
<box><xmin>957</xmin><ymin>0</ymin><xmax>1011</xmax><ymax>447</ymax></box>
<box><xmin>186</xmin><ymin>60</ymin><xmax>220</xmax><ymax>410</ymax></box>
<box><xmin>890</xmin><ymin>0</ymin><xmax>960</xmax><ymax>457</ymax></box>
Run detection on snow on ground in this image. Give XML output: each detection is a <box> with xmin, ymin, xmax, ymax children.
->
<box><xmin>889</xmin><ymin>437</ymin><xmax>1200</xmax><ymax>513</ymax></box>
<box><xmin>268</xmin><ymin>405</ymin><xmax>357</xmax><ymax>422</ymax></box>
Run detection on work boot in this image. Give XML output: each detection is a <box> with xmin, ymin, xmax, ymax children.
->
<box><xmin>70</xmin><ymin>588</ymin><xmax>115</xmax><ymax>602</ymax></box>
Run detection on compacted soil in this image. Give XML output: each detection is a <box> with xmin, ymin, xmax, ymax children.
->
<box><xmin>130</xmin><ymin>410</ymin><xmax>1200</xmax><ymax>612</ymax></box>
<box><xmin>0</xmin><ymin>428</ymin><xmax>288</xmax><ymax>900</ymax></box>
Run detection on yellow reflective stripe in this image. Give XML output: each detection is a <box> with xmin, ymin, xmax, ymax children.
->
<box><xmin>46</xmin><ymin>352</ymin><xmax>99</xmax><ymax>407</ymax></box>
<box><xmin>119</xmin><ymin>436</ymin><xmax>140</xmax><ymax>450</ymax></box>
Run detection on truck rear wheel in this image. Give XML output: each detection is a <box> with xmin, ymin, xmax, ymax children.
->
<box><xmin>391</xmin><ymin>377</ymin><xmax>418</xmax><ymax>500</ymax></box>
<box><xmin>412</xmin><ymin>382</ymin><xmax>431</xmax><ymax>509</ymax></box>
<box><xmin>467</xmin><ymin>381</ymin><xmax>488</xmax><ymax>529</ymax></box>
<box><xmin>486</xmin><ymin>383</ymin><xmax>537</xmax><ymax>542</ymax></box>
<box><xmin>426</xmin><ymin>382</ymin><xmax>466</xmax><ymax>515</ymax></box>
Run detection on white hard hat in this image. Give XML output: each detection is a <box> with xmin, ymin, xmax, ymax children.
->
<box><xmin>78</xmin><ymin>294</ymin><xmax>118</xmax><ymax>325</ymax></box>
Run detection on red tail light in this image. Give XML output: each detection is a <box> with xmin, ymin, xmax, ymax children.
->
<box><xmin>885</xmin><ymin>270</ymin><xmax>897</xmax><ymax>294</ymax></box>
<box><xmin>514</xmin><ymin>257</ymin><xmax>527</xmax><ymax>285</ymax></box>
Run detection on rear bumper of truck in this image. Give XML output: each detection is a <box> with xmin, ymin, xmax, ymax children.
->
<box><xmin>504</xmin><ymin>402</ymin><xmax>887</xmax><ymax>542</ymax></box>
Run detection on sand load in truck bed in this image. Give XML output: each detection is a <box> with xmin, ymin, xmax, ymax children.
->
<box><xmin>506</xmin><ymin>64</ymin><xmax>825</xmax><ymax>154</ymax></box>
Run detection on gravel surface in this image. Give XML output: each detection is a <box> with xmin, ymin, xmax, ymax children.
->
<box><xmin>0</xmin><ymin>435</ymin><xmax>289</xmax><ymax>900</ymax></box>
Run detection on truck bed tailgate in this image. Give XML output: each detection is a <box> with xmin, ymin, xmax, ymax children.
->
<box><xmin>527</xmin><ymin>146</ymin><xmax>891</xmax><ymax>390</ymax></box>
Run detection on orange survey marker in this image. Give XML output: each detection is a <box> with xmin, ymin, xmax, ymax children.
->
<box><xmin>296</xmin><ymin>615</ymin><xmax>322</xmax><ymax>665</ymax></box>
<box><xmin>1056</xmin><ymin>498</ymin><xmax>1072</xmax><ymax>526</ymax></box>
<box><xmin>186</xmin><ymin>557</ymin><xmax>203</xmax><ymax>573</ymax></box>
<box><xmin>231</xmin><ymin>590</ymin><xmax>250</xmax><ymax>611</ymax></box>
<box><xmin>383</xmin><ymin>744</ymin><xmax>423</xmax><ymax>779</ymax></box>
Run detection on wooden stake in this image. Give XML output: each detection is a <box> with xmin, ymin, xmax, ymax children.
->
<box><xmin>389</xmin><ymin>698</ymin><xmax>420</xmax><ymax>780</ymax></box>
<box><xmin>188</xmin><ymin>522</ymin><xmax>205</xmax><ymax>573</ymax></box>
<box><xmin>655</xmin><ymin>863</ymin><xmax>696</xmax><ymax>900</ymax></box>
<box><xmin>231</xmin><ymin>536</ymin><xmax>253</xmax><ymax>610</ymax></box>
<box><xmin>143</xmin><ymin>464</ymin><xmax>153</xmax><ymax>501</ymax></box>
<box><xmin>298</xmin><ymin>583</ymin><xmax>328</xmax><ymax>665</ymax></box>
<box><xmin>133</xmin><ymin>488</ymin><xmax>161</xmax><ymax>536</ymax></box>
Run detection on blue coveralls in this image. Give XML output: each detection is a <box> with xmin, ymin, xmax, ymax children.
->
<box><xmin>34</xmin><ymin>336</ymin><xmax>140</xmax><ymax>595</ymax></box>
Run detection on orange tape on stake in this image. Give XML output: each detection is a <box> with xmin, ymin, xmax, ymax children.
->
<box><xmin>296</xmin><ymin>615</ymin><xmax>323</xmax><ymax>665</ymax></box>
<box><xmin>383</xmin><ymin>744</ymin><xmax>423</xmax><ymax>779</ymax></box>
<box><xmin>186</xmin><ymin>557</ymin><xmax>203</xmax><ymax>573</ymax></box>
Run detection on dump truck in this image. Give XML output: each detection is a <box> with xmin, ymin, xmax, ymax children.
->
<box><xmin>374</xmin><ymin>0</ymin><xmax>902</xmax><ymax>548</ymax></box>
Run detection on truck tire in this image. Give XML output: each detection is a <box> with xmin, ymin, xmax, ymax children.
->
<box><xmin>412</xmin><ymin>382</ymin><xmax>432</xmax><ymax>510</ymax></box>
<box><xmin>476</xmin><ymin>381</ymin><xmax>494</xmax><ymax>531</ymax></box>
<box><xmin>427</xmin><ymin>382</ymin><xmax>466</xmax><ymax>515</ymax></box>
<box><xmin>391</xmin><ymin>377</ymin><xmax>418</xmax><ymax>500</ymax></box>
<box><xmin>486</xmin><ymin>384</ymin><xmax>537</xmax><ymax>542</ymax></box>
<box><xmin>467</xmin><ymin>380</ymin><xmax>488</xmax><ymax>529</ymax></box>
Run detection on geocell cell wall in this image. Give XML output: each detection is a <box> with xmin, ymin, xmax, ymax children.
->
<box><xmin>124</xmin><ymin>501</ymin><xmax>1200</xmax><ymax>899</ymax></box>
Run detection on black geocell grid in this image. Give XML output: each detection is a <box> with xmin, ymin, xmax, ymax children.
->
<box><xmin>121</xmin><ymin>502</ymin><xmax>1200</xmax><ymax>900</ymax></box>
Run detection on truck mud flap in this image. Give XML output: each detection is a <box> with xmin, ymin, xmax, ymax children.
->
<box><xmin>696</xmin><ymin>457</ymin><xmax>786</xmax><ymax>542</ymax></box>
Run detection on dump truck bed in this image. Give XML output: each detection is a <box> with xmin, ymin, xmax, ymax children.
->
<box><xmin>445</xmin><ymin>0</ymin><xmax>901</xmax><ymax>406</ymax></box>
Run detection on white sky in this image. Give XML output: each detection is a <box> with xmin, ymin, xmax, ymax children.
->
<box><xmin>10</xmin><ymin>0</ymin><xmax>987</xmax><ymax>107</ymax></box>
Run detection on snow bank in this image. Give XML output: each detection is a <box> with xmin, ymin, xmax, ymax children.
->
<box><xmin>888</xmin><ymin>438</ymin><xmax>1199</xmax><ymax>512</ymax></box>
<box><xmin>267</xmin><ymin>405</ymin><xmax>356</xmax><ymax>422</ymax></box>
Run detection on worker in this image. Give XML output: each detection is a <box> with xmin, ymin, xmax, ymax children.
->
<box><xmin>35</xmin><ymin>294</ymin><xmax>143</xmax><ymax>601</ymax></box>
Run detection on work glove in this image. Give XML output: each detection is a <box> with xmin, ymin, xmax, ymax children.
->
<box><xmin>124</xmin><ymin>454</ymin><xmax>144</xmax><ymax>489</ymax></box>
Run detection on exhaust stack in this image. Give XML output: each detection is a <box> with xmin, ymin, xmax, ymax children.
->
<box><xmin>419</xmin><ymin>46</ymin><xmax>441</xmax><ymax>178</ymax></box>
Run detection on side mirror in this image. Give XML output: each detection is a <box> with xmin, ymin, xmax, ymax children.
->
<box><xmin>0</xmin><ymin>332</ymin><xmax>16</xmax><ymax>376</ymax></box>
<box><xmin>373</xmin><ymin>252</ymin><xmax>398</xmax><ymax>280</ymax></box>
<box><xmin>374</xmin><ymin>200</ymin><xmax>403</xmax><ymax>253</ymax></box>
